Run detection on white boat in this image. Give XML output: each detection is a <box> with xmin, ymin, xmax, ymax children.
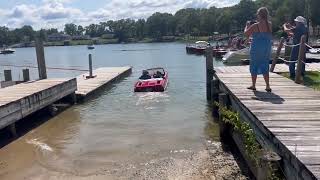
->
<box><xmin>0</xmin><ymin>48</ymin><xmax>15</xmax><ymax>54</ymax></box>
<box><xmin>87</xmin><ymin>45</ymin><xmax>95</xmax><ymax>50</ymax></box>
<box><xmin>222</xmin><ymin>46</ymin><xmax>284</xmax><ymax>65</ymax></box>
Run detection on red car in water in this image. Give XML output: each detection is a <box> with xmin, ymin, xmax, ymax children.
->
<box><xmin>134</xmin><ymin>68</ymin><xmax>168</xmax><ymax>92</ymax></box>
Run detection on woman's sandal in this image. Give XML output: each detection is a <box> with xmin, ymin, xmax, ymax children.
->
<box><xmin>265</xmin><ymin>88</ymin><xmax>272</xmax><ymax>92</ymax></box>
<box><xmin>247</xmin><ymin>86</ymin><xmax>256</xmax><ymax>91</ymax></box>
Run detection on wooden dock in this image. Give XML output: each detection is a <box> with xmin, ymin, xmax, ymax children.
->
<box><xmin>0</xmin><ymin>78</ymin><xmax>77</xmax><ymax>131</ymax></box>
<box><xmin>213</xmin><ymin>64</ymin><xmax>320</xmax><ymax>179</ymax></box>
<box><xmin>76</xmin><ymin>67</ymin><xmax>132</xmax><ymax>99</ymax></box>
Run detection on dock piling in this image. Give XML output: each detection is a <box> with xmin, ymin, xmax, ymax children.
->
<box><xmin>4</xmin><ymin>70</ymin><xmax>12</xmax><ymax>81</ymax></box>
<box><xmin>218</xmin><ymin>93</ymin><xmax>230</xmax><ymax>140</ymax></box>
<box><xmin>295</xmin><ymin>35</ymin><xmax>306</xmax><ymax>84</ymax></box>
<box><xmin>211</xmin><ymin>78</ymin><xmax>220</xmax><ymax>118</ymax></box>
<box><xmin>206</xmin><ymin>46</ymin><xmax>214</xmax><ymax>101</ymax></box>
<box><xmin>35</xmin><ymin>38</ymin><xmax>47</xmax><ymax>80</ymax></box>
<box><xmin>87</xmin><ymin>54</ymin><xmax>95</xmax><ymax>79</ymax></box>
<box><xmin>8</xmin><ymin>123</ymin><xmax>17</xmax><ymax>137</ymax></box>
<box><xmin>22</xmin><ymin>69</ymin><xmax>30</xmax><ymax>82</ymax></box>
<box><xmin>270</xmin><ymin>37</ymin><xmax>285</xmax><ymax>72</ymax></box>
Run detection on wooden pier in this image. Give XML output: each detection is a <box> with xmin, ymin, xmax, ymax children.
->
<box><xmin>0</xmin><ymin>78</ymin><xmax>77</xmax><ymax>133</ymax></box>
<box><xmin>75</xmin><ymin>67</ymin><xmax>132</xmax><ymax>100</ymax></box>
<box><xmin>212</xmin><ymin>65</ymin><xmax>320</xmax><ymax>179</ymax></box>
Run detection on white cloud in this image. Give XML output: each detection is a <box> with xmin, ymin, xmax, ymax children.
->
<box><xmin>0</xmin><ymin>0</ymin><xmax>239</xmax><ymax>30</ymax></box>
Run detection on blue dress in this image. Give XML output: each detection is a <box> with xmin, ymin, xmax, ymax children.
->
<box><xmin>249</xmin><ymin>32</ymin><xmax>272</xmax><ymax>75</ymax></box>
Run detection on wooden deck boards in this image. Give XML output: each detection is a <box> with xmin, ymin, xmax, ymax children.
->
<box><xmin>214</xmin><ymin>64</ymin><xmax>320</xmax><ymax>179</ymax></box>
<box><xmin>216</xmin><ymin>62</ymin><xmax>320</xmax><ymax>73</ymax></box>
<box><xmin>0</xmin><ymin>78</ymin><xmax>77</xmax><ymax>130</ymax></box>
<box><xmin>76</xmin><ymin>67</ymin><xmax>132</xmax><ymax>98</ymax></box>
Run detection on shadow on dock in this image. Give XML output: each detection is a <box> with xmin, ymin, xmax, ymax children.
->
<box><xmin>252</xmin><ymin>91</ymin><xmax>285</xmax><ymax>104</ymax></box>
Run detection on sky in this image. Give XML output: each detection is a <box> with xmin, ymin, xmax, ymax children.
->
<box><xmin>0</xmin><ymin>0</ymin><xmax>240</xmax><ymax>30</ymax></box>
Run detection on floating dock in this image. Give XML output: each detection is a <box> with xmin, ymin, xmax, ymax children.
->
<box><xmin>0</xmin><ymin>78</ymin><xmax>77</xmax><ymax>132</ymax></box>
<box><xmin>212</xmin><ymin>64</ymin><xmax>320</xmax><ymax>179</ymax></box>
<box><xmin>75</xmin><ymin>67</ymin><xmax>132</xmax><ymax>100</ymax></box>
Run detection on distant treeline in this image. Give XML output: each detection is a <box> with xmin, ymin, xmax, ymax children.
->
<box><xmin>1</xmin><ymin>0</ymin><xmax>319</xmax><ymax>45</ymax></box>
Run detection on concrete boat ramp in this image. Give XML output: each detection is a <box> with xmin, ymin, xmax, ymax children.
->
<box><xmin>0</xmin><ymin>66</ymin><xmax>132</xmax><ymax>134</ymax></box>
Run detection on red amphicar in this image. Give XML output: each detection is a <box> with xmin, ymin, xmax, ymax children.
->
<box><xmin>134</xmin><ymin>68</ymin><xmax>168</xmax><ymax>92</ymax></box>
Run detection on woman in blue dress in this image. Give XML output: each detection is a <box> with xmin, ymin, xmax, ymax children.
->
<box><xmin>244</xmin><ymin>7</ymin><xmax>272</xmax><ymax>92</ymax></box>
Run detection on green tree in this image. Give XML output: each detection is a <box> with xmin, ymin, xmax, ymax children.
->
<box><xmin>64</xmin><ymin>23</ymin><xmax>78</xmax><ymax>36</ymax></box>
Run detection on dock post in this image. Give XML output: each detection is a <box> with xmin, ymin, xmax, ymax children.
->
<box><xmin>22</xmin><ymin>69</ymin><xmax>30</xmax><ymax>82</ymax></box>
<box><xmin>4</xmin><ymin>70</ymin><xmax>12</xmax><ymax>81</ymax></box>
<box><xmin>206</xmin><ymin>46</ymin><xmax>214</xmax><ymax>101</ymax></box>
<box><xmin>211</xmin><ymin>78</ymin><xmax>220</xmax><ymax>118</ymax></box>
<box><xmin>86</xmin><ymin>54</ymin><xmax>95</xmax><ymax>79</ymax></box>
<box><xmin>9</xmin><ymin>123</ymin><xmax>17</xmax><ymax>137</ymax></box>
<box><xmin>295</xmin><ymin>35</ymin><xmax>306</xmax><ymax>84</ymax></box>
<box><xmin>35</xmin><ymin>38</ymin><xmax>47</xmax><ymax>80</ymax></box>
<box><xmin>270</xmin><ymin>37</ymin><xmax>285</xmax><ymax>72</ymax></box>
<box><xmin>218</xmin><ymin>93</ymin><xmax>230</xmax><ymax>140</ymax></box>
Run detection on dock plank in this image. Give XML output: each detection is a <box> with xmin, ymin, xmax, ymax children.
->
<box><xmin>214</xmin><ymin>64</ymin><xmax>320</xmax><ymax>179</ymax></box>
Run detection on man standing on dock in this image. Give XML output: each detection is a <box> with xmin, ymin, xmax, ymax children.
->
<box><xmin>283</xmin><ymin>16</ymin><xmax>308</xmax><ymax>79</ymax></box>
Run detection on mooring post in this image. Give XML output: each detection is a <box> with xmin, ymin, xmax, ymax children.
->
<box><xmin>206</xmin><ymin>46</ymin><xmax>214</xmax><ymax>101</ymax></box>
<box><xmin>9</xmin><ymin>123</ymin><xmax>17</xmax><ymax>137</ymax></box>
<box><xmin>211</xmin><ymin>78</ymin><xmax>220</xmax><ymax>118</ymax></box>
<box><xmin>22</xmin><ymin>69</ymin><xmax>30</xmax><ymax>82</ymax></box>
<box><xmin>86</xmin><ymin>53</ymin><xmax>95</xmax><ymax>79</ymax></box>
<box><xmin>218</xmin><ymin>93</ymin><xmax>230</xmax><ymax>140</ymax></box>
<box><xmin>258</xmin><ymin>150</ymin><xmax>281</xmax><ymax>180</ymax></box>
<box><xmin>270</xmin><ymin>37</ymin><xmax>285</xmax><ymax>72</ymax></box>
<box><xmin>35</xmin><ymin>38</ymin><xmax>47</xmax><ymax>79</ymax></box>
<box><xmin>4</xmin><ymin>69</ymin><xmax>12</xmax><ymax>81</ymax></box>
<box><xmin>295</xmin><ymin>35</ymin><xmax>306</xmax><ymax>84</ymax></box>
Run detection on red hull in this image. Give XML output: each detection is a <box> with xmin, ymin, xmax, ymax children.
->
<box><xmin>134</xmin><ymin>69</ymin><xmax>168</xmax><ymax>92</ymax></box>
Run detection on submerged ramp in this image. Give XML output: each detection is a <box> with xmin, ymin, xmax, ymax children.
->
<box><xmin>76</xmin><ymin>67</ymin><xmax>132</xmax><ymax>99</ymax></box>
<box><xmin>214</xmin><ymin>66</ymin><xmax>320</xmax><ymax>179</ymax></box>
<box><xmin>0</xmin><ymin>78</ymin><xmax>77</xmax><ymax>130</ymax></box>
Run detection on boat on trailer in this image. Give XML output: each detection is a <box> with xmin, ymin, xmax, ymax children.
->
<box><xmin>134</xmin><ymin>68</ymin><xmax>168</xmax><ymax>92</ymax></box>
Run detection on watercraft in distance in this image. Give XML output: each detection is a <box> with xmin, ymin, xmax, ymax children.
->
<box><xmin>0</xmin><ymin>48</ymin><xmax>15</xmax><ymax>54</ymax></box>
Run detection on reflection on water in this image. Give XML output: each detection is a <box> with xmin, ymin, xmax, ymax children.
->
<box><xmin>0</xmin><ymin>43</ymin><xmax>224</xmax><ymax>179</ymax></box>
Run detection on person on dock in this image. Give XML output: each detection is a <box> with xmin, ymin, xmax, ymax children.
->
<box><xmin>283</xmin><ymin>16</ymin><xmax>308</xmax><ymax>79</ymax></box>
<box><xmin>244</xmin><ymin>7</ymin><xmax>272</xmax><ymax>92</ymax></box>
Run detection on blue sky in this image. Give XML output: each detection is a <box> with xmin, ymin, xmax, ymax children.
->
<box><xmin>0</xmin><ymin>0</ymin><xmax>239</xmax><ymax>30</ymax></box>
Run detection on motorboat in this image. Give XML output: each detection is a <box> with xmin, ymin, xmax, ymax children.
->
<box><xmin>222</xmin><ymin>46</ymin><xmax>284</xmax><ymax>65</ymax></box>
<box><xmin>134</xmin><ymin>68</ymin><xmax>168</xmax><ymax>92</ymax></box>
<box><xmin>87</xmin><ymin>45</ymin><xmax>95</xmax><ymax>50</ymax></box>
<box><xmin>186</xmin><ymin>41</ymin><xmax>210</xmax><ymax>54</ymax></box>
<box><xmin>213</xmin><ymin>48</ymin><xmax>228</xmax><ymax>58</ymax></box>
<box><xmin>0</xmin><ymin>48</ymin><xmax>15</xmax><ymax>54</ymax></box>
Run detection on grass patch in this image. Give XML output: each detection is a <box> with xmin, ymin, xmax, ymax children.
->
<box><xmin>280</xmin><ymin>71</ymin><xmax>320</xmax><ymax>90</ymax></box>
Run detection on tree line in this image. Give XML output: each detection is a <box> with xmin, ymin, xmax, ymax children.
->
<box><xmin>1</xmin><ymin>0</ymin><xmax>319</xmax><ymax>46</ymax></box>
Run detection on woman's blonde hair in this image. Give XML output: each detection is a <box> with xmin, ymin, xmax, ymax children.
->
<box><xmin>257</xmin><ymin>7</ymin><xmax>269</xmax><ymax>21</ymax></box>
<box><xmin>257</xmin><ymin>7</ymin><xmax>271</xmax><ymax>32</ymax></box>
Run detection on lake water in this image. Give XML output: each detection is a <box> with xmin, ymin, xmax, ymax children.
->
<box><xmin>0</xmin><ymin>43</ymin><xmax>226</xmax><ymax>179</ymax></box>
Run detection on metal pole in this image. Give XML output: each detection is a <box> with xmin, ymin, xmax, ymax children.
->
<box><xmin>88</xmin><ymin>54</ymin><xmax>93</xmax><ymax>78</ymax></box>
